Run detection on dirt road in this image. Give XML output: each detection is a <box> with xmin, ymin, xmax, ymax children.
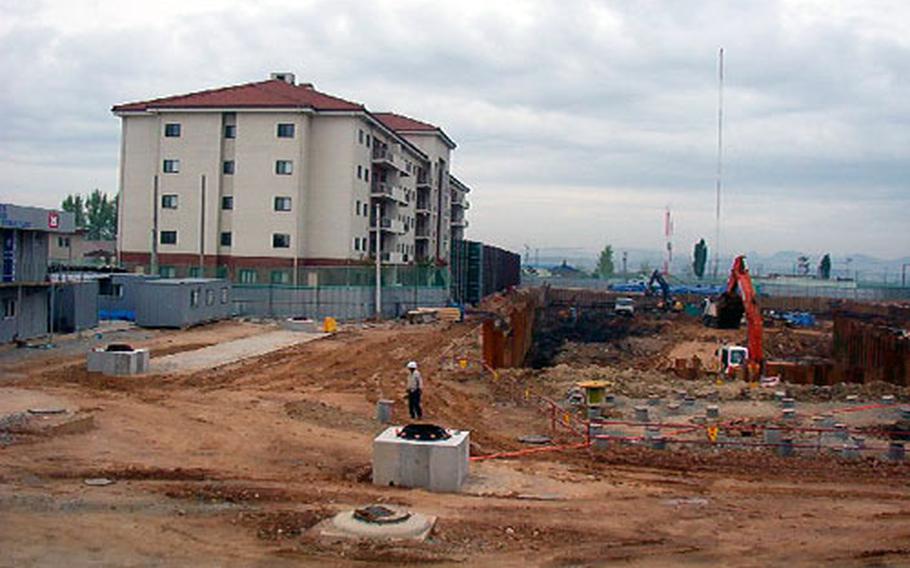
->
<box><xmin>1</xmin><ymin>318</ymin><xmax>908</xmax><ymax>567</ymax></box>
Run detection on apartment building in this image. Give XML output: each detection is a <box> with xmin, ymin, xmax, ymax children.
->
<box><xmin>449</xmin><ymin>175</ymin><xmax>471</xmax><ymax>242</ymax></box>
<box><xmin>112</xmin><ymin>73</ymin><xmax>469</xmax><ymax>284</ymax></box>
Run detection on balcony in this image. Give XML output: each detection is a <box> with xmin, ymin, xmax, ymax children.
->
<box><xmin>415</xmin><ymin>225</ymin><xmax>431</xmax><ymax>239</ymax></box>
<box><xmin>416</xmin><ymin>171</ymin><xmax>432</xmax><ymax>188</ymax></box>
<box><xmin>415</xmin><ymin>198</ymin><xmax>432</xmax><ymax>214</ymax></box>
<box><xmin>452</xmin><ymin>218</ymin><xmax>468</xmax><ymax>228</ymax></box>
<box><xmin>371</xmin><ymin>181</ymin><xmax>408</xmax><ymax>204</ymax></box>
<box><xmin>372</xmin><ymin>145</ymin><xmax>409</xmax><ymax>175</ymax></box>
<box><xmin>381</xmin><ymin>251</ymin><xmax>404</xmax><ymax>264</ymax></box>
<box><xmin>371</xmin><ymin>217</ymin><xmax>406</xmax><ymax>234</ymax></box>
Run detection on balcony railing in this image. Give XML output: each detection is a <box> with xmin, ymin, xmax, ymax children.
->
<box><xmin>380</xmin><ymin>251</ymin><xmax>404</xmax><ymax>264</ymax></box>
<box><xmin>371</xmin><ymin>217</ymin><xmax>406</xmax><ymax>234</ymax></box>
<box><xmin>371</xmin><ymin>181</ymin><xmax>408</xmax><ymax>204</ymax></box>
<box><xmin>417</xmin><ymin>172</ymin><xmax>431</xmax><ymax>187</ymax></box>
<box><xmin>372</xmin><ymin>145</ymin><xmax>409</xmax><ymax>176</ymax></box>
<box><xmin>415</xmin><ymin>225</ymin><xmax>431</xmax><ymax>238</ymax></box>
<box><xmin>372</xmin><ymin>145</ymin><xmax>396</xmax><ymax>164</ymax></box>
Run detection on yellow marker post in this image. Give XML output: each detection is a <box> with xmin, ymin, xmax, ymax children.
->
<box><xmin>562</xmin><ymin>412</ymin><xmax>571</xmax><ymax>427</ymax></box>
<box><xmin>707</xmin><ymin>425</ymin><xmax>719</xmax><ymax>443</ymax></box>
<box><xmin>458</xmin><ymin>358</ymin><xmax>468</xmax><ymax>369</ymax></box>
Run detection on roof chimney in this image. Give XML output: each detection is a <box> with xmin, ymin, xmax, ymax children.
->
<box><xmin>270</xmin><ymin>72</ymin><xmax>296</xmax><ymax>85</ymax></box>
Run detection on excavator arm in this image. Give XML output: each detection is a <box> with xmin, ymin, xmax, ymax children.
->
<box><xmin>726</xmin><ymin>256</ymin><xmax>764</xmax><ymax>369</ymax></box>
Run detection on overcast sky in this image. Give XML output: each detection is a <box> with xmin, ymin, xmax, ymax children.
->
<box><xmin>1</xmin><ymin>0</ymin><xmax>908</xmax><ymax>259</ymax></box>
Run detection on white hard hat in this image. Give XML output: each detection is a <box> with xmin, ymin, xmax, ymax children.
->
<box><xmin>407</xmin><ymin>361</ymin><xmax>418</xmax><ymax>369</ymax></box>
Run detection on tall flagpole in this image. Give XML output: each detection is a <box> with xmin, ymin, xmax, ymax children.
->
<box><xmin>713</xmin><ymin>47</ymin><xmax>724</xmax><ymax>279</ymax></box>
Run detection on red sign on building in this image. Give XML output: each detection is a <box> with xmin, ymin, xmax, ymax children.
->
<box><xmin>48</xmin><ymin>212</ymin><xmax>59</xmax><ymax>229</ymax></box>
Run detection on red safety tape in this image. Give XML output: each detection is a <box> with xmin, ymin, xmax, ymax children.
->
<box><xmin>470</xmin><ymin>442</ymin><xmax>591</xmax><ymax>462</ymax></box>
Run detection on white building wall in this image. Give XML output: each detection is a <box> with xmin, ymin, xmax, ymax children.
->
<box><xmin>229</xmin><ymin>111</ymin><xmax>307</xmax><ymax>259</ymax></box>
<box><xmin>305</xmin><ymin>115</ymin><xmax>359</xmax><ymax>260</ymax></box>
<box><xmin>119</xmin><ymin>115</ymin><xmax>159</xmax><ymax>255</ymax></box>
<box><xmin>156</xmin><ymin>112</ymin><xmax>222</xmax><ymax>257</ymax></box>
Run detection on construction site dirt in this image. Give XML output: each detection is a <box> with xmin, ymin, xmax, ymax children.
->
<box><xmin>1</xmin><ymin>291</ymin><xmax>909</xmax><ymax>567</ymax></box>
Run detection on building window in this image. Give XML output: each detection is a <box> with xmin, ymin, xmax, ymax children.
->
<box><xmin>188</xmin><ymin>266</ymin><xmax>202</xmax><ymax>278</ymax></box>
<box><xmin>164</xmin><ymin>123</ymin><xmax>181</xmax><ymax>137</ymax></box>
<box><xmin>275</xmin><ymin>160</ymin><xmax>293</xmax><ymax>175</ymax></box>
<box><xmin>220</xmin><ymin>287</ymin><xmax>229</xmax><ymax>303</ymax></box>
<box><xmin>161</xmin><ymin>194</ymin><xmax>178</xmax><ymax>209</ymax></box>
<box><xmin>2</xmin><ymin>298</ymin><xmax>16</xmax><ymax>319</ymax></box>
<box><xmin>57</xmin><ymin>236</ymin><xmax>71</xmax><ymax>247</ymax></box>
<box><xmin>223</xmin><ymin>160</ymin><xmax>235</xmax><ymax>175</ymax></box>
<box><xmin>238</xmin><ymin>269</ymin><xmax>257</xmax><ymax>284</ymax></box>
<box><xmin>206</xmin><ymin>289</ymin><xmax>215</xmax><ymax>306</ymax></box>
<box><xmin>160</xmin><ymin>230</ymin><xmax>177</xmax><ymax>245</ymax></box>
<box><xmin>353</xmin><ymin>237</ymin><xmax>360</xmax><ymax>251</ymax></box>
<box><xmin>357</xmin><ymin>165</ymin><xmax>362</xmax><ymax>179</ymax></box>
<box><xmin>364</xmin><ymin>169</ymin><xmax>369</xmax><ymax>182</ymax></box>
<box><xmin>224</xmin><ymin>124</ymin><xmax>236</xmax><ymax>139</ymax></box>
<box><xmin>163</xmin><ymin>159</ymin><xmax>180</xmax><ymax>173</ymax></box>
<box><xmin>220</xmin><ymin>232</ymin><xmax>232</xmax><ymax>247</ymax></box>
<box><xmin>359</xmin><ymin>129</ymin><xmax>364</xmax><ymax>144</ymax></box>
<box><xmin>221</xmin><ymin>196</ymin><xmax>233</xmax><ymax>210</ymax></box>
<box><xmin>365</xmin><ymin>134</ymin><xmax>371</xmax><ymax>147</ymax></box>
<box><xmin>190</xmin><ymin>289</ymin><xmax>200</xmax><ymax>307</ymax></box>
<box><xmin>159</xmin><ymin>266</ymin><xmax>176</xmax><ymax>278</ymax></box>
<box><xmin>277</xmin><ymin>123</ymin><xmax>295</xmax><ymax>138</ymax></box>
<box><xmin>270</xmin><ymin>270</ymin><xmax>290</xmax><ymax>284</ymax></box>
<box><xmin>274</xmin><ymin>196</ymin><xmax>292</xmax><ymax>211</ymax></box>
<box><xmin>272</xmin><ymin>233</ymin><xmax>290</xmax><ymax>248</ymax></box>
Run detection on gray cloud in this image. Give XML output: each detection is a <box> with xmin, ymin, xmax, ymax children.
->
<box><xmin>0</xmin><ymin>0</ymin><xmax>907</xmax><ymax>258</ymax></box>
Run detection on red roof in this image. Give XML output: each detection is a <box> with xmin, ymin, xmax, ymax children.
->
<box><xmin>372</xmin><ymin>112</ymin><xmax>439</xmax><ymax>132</ymax></box>
<box><xmin>112</xmin><ymin>79</ymin><xmax>363</xmax><ymax>112</ymax></box>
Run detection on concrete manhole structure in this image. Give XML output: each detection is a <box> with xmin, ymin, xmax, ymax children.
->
<box><xmin>87</xmin><ymin>344</ymin><xmax>150</xmax><ymax>376</ymax></box>
<box><xmin>373</xmin><ymin>424</ymin><xmax>470</xmax><ymax>492</ymax></box>
<box><xmin>316</xmin><ymin>504</ymin><xmax>436</xmax><ymax>541</ymax></box>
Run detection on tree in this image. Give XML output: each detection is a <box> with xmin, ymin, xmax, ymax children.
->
<box><xmin>692</xmin><ymin>238</ymin><xmax>708</xmax><ymax>279</ymax></box>
<box><xmin>818</xmin><ymin>253</ymin><xmax>832</xmax><ymax>280</ymax></box>
<box><xmin>61</xmin><ymin>194</ymin><xmax>85</xmax><ymax>228</ymax></box>
<box><xmin>596</xmin><ymin>244</ymin><xmax>615</xmax><ymax>278</ymax></box>
<box><xmin>62</xmin><ymin>190</ymin><xmax>117</xmax><ymax>240</ymax></box>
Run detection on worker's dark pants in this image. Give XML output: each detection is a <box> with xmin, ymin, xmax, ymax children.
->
<box><xmin>407</xmin><ymin>389</ymin><xmax>422</xmax><ymax>420</ymax></box>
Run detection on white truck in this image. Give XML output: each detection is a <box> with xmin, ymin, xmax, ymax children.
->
<box><xmin>614</xmin><ymin>297</ymin><xmax>635</xmax><ymax>317</ymax></box>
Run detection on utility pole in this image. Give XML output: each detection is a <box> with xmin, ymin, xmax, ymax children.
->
<box><xmin>151</xmin><ymin>175</ymin><xmax>159</xmax><ymax>276</ymax></box>
<box><xmin>712</xmin><ymin>47</ymin><xmax>724</xmax><ymax>279</ymax></box>
<box><xmin>199</xmin><ymin>174</ymin><xmax>205</xmax><ymax>276</ymax></box>
<box><xmin>374</xmin><ymin>202</ymin><xmax>382</xmax><ymax>319</ymax></box>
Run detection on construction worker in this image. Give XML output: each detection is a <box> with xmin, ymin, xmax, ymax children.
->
<box><xmin>406</xmin><ymin>361</ymin><xmax>423</xmax><ymax>420</ymax></box>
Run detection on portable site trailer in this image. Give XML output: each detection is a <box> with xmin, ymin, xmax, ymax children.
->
<box><xmin>135</xmin><ymin>278</ymin><xmax>232</xmax><ymax>328</ymax></box>
<box><xmin>97</xmin><ymin>273</ymin><xmax>160</xmax><ymax>321</ymax></box>
<box><xmin>53</xmin><ymin>280</ymin><xmax>99</xmax><ymax>333</ymax></box>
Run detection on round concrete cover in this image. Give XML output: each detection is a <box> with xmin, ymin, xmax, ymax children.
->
<box><xmin>329</xmin><ymin>505</ymin><xmax>434</xmax><ymax>540</ymax></box>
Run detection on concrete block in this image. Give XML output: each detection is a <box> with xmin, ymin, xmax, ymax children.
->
<box><xmin>372</xmin><ymin>427</ymin><xmax>469</xmax><ymax>493</ymax></box>
<box><xmin>86</xmin><ymin>348</ymin><xmax>149</xmax><ymax>376</ymax></box>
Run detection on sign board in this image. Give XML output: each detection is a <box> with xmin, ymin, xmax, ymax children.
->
<box><xmin>0</xmin><ymin>203</ymin><xmax>74</xmax><ymax>233</ymax></box>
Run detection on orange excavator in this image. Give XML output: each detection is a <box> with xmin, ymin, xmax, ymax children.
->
<box><xmin>703</xmin><ymin>255</ymin><xmax>763</xmax><ymax>378</ymax></box>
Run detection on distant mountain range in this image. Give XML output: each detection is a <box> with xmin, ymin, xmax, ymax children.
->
<box><xmin>525</xmin><ymin>247</ymin><xmax>910</xmax><ymax>283</ymax></box>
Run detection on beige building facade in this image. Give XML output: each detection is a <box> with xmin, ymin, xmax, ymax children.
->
<box><xmin>113</xmin><ymin>73</ymin><xmax>468</xmax><ymax>283</ymax></box>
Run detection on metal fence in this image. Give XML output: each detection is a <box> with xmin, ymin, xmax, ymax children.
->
<box><xmin>232</xmin><ymin>284</ymin><xmax>449</xmax><ymax>321</ymax></box>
